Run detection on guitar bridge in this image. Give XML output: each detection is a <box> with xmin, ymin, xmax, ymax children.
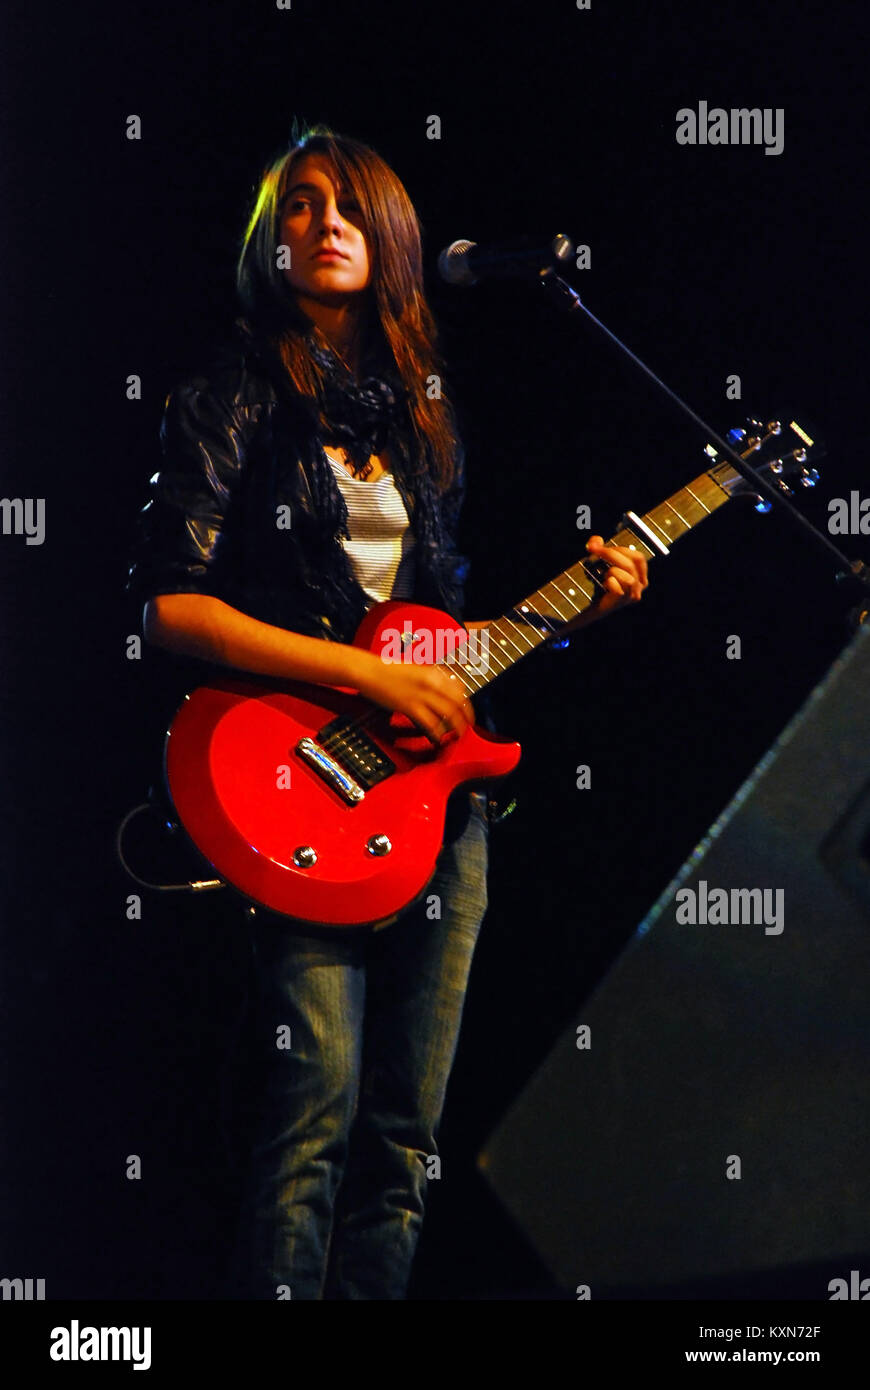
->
<box><xmin>296</xmin><ymin>715</ymin><xmax>396</xmax><ymax>805</ymax></box>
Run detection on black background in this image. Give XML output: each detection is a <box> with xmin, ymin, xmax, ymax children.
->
<box><xmin>1</xmin><ymin>0</ymin><xmax>867</xmax><ymax>1300</ymax></box>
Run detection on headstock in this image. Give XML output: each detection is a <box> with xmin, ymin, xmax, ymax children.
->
<box><xmin>705</xmin><ymin>418</ymin><xmax>823</xmax><ymax>512</ymax></box>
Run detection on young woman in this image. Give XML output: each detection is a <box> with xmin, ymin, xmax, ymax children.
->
<box><xmin>126</xmin><ymin>124</ymin><xmax>647</xmax><ymax>1300</ymax></box>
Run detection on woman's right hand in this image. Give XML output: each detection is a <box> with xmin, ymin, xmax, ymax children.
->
<box><xmin>354</xmin><ymin>652</ymin><xmax>476</xmax><ymax>746</ymax></box>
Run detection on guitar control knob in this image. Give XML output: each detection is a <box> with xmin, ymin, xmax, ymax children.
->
<box><xmin>366</xmin><ymin>833</ymin><xmax>392</xmax><ymax>857</ymax></box>
<box><xmin>292</xmin><ymin>846</ymin><xmax>318</xmax><ymax>868</ymax></box>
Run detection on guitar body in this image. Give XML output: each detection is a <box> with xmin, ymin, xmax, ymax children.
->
<box><xmin>164</xmin><ymin>600</ymin><xmax>522</xmax><ymax>930</ymax></box>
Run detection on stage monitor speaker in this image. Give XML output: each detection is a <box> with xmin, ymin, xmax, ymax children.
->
<box><xmin>478</xmin><ymin>625</ymin><xmax>870</xmax><ymax>1292</ymax></box>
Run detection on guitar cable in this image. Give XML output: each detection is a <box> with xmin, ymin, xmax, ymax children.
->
<box><xmin>115</xmin><ymin>798</ymin><xmax>226</xmax><ymax>895</ymax></box>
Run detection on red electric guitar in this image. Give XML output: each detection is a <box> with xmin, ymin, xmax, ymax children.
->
<box><xmin>161</xmin><ymin>419</ymin><xmax>819</xmax><ymax>930</ymax></box>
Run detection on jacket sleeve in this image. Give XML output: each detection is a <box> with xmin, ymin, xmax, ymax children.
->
<box><xmin>125</xmin><ymin>378</ymin><xmax>252</xmax><ymax>610</ymax></box>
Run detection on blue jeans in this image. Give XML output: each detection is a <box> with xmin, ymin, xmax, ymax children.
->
<box><xmin>231</xmin><ymin>791</ymin><xmax>490</xmax><ymax>1299</ymax></box>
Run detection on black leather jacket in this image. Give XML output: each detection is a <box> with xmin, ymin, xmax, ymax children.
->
<box><xmin>127</xmin><ymin>344</ymin><xmax>469</xmax><ymax>629</ymax></box>
<box><xmin>125</xmin><ymin>331</ymin><xmax>499</xmax><ymax>743</ymax></box>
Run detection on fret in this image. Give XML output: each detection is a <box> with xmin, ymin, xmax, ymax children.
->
<box><xmin>512</xmin><ymin>605</ymin><xmax>562</xmax><ymax>643</ymax></box>
<box><xmin>561</xmin><ymin>563</ymin><xmax>600</xmax><ymax>602</ymax></box>
<box><xmin>531</xmin><ymin>578</ymin><xmax>585</xmax><ymax>624</ymax></box>
<box><xmin>659</xmin><ymin>496</ymin><xmax>693</xmax><ymax>535</ymax></box>
<box><xmin>481</xmin><ymin>637</ymin><xmax>512</xmax><ymax>671</ymax></box>
<box><xmin>549</xmin><ymin>575</ymin><xmax>591</xmax><ymax>616</ymax></box>
<box><xmin>642</xmin><ymin>506</ymin><xmax>680</xmax><ymax>547</ymax></box>
<box><xmin>485</xmin><ymin>618</ymin><xmax>528</xmax><ymax>659</ymax></box>
<box><xmin>491</xmin><ymin>613</ymin><xmax>549</xmax><ymax>654</ymax></box>
<box><xmin>683</xmin><ymin>484</ymin><xmax>711</xmax><ymax>516</ymax></box>
<box><xmin>681</xmin><ymin>471</ymin><xmax>731</xmax><ymax>512</ymax></box>
<box><xmin>610</xmin><ymin>526</ymin><xmax>656</xmax><ymax>559</ymax></box>
<box><xmin>696</xmin><ymin>469</ymin><xmax>732</xmax><ymax>504</ymax></box>
<box><xmin>439</xmin><ymin>657</ymin><xmax>486</xmax><ymax>696</ymax></box>
<box><xmin>685</xmin><ymin>473</ymin><xmax>732</xmax><ymax>515</ymax></box>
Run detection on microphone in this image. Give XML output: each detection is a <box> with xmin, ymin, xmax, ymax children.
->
<box><xmin>437</xmin><ymin>233</ymin><xmax>574</xmax><ymax>286</ymax></box>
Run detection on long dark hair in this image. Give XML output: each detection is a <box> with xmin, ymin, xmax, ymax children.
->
<box><xmin>236</xmin><ymin>123</ymin><xmax>460</xmax><ymax>491</ymax></box>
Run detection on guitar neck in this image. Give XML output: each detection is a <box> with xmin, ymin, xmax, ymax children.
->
<box><xmin>453</xmin><ymin>460</ymin><xmax>737</xmax><ymax>694</ymax></box>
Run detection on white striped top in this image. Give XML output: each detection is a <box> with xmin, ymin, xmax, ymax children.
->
<box><xmin>326</xmin><ymin>452</ymin><xmax>416</xmax><ymax>609</ymax></box>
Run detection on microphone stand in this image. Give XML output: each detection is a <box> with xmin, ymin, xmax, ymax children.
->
<box><xmin>534</xmin><ymin>263</ymin><xmax>870</xmax><ymax>620</ymax></box>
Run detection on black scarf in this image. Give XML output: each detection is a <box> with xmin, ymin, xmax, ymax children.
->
<box><xmin>233</xmin><ymin>317</ymin><xmax>453</xmax><ymax>585</ymax></box>
<box><xmin>305</xmin><ymin>336</ymin><xmax>409</xmax><ymax>473</ymax></box>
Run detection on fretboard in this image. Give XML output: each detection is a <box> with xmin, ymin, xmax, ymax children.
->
<box><xmin>447</xmin><ymin>461</ymin><xmax>736</xmax><ymax>695</ymax></box>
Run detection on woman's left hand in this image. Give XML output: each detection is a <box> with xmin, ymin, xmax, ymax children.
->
<box><xmin>469</xmin><ymin>534</ymin><xmax>650</xmax><ymax>645</ymax></box>
<box><xmin>585</xmin><ymin>533</ymin><xmax>648</xmax><ymax>611</ymax></box>
<box><xmin>554</xmin><ymin>535</ymin><xmax>649</xmax><ymax>639</ymax></box>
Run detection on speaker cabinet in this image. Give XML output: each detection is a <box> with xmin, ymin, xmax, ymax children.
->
<box><xmin>479</xmin><ymin>627</ymin><xmax>870</xmax><ymax>1291</ymax></box>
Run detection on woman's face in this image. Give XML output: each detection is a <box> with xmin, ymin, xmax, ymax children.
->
<box><xmin>279</xmin><ymin>154</ymin><xmax>371</xmax><ymax>306</ymax></box>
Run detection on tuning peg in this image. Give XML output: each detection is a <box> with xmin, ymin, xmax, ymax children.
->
<box><xmin>745</xmin><ymin>417</ymin><xmax>765</xmax><ymax>433</ymax></box>
<box><xmin>726</xmin><ymin>427</ymin><xmax>747</xmax><ymax>446</ymax></box>
<box><xmin>775</xmin><ymin>478</ymin><xmax>793</xmax><ymax>495</ymax></box>
<box><xmin>766</xmin><ymin>420</ymin><xmax>782</xmax><ymax>436</ymax></box>
<box><xmin>799</xmin><ymin>467</ymin><xmax>820</xmax><ymax>487</ymax></box>
<box><xmin>769</xmin><ymin>457</ymin><xmax>784</xmax><ymax>474</ymax></box>
<box><xmin>753</xmin><ymin>497</ymin><xmax>773</xmax><ymax>514</ymax></box>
